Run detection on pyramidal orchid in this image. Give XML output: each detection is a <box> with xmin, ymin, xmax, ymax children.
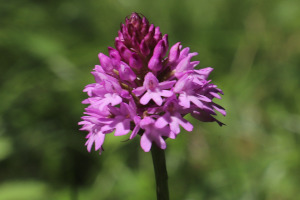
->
<box><xmin>79</xmin><ymin>12</ymin><xmax>226</xmax><ymax>200</ymax></box>
<box><xmin>79</xmin><ymin>12</ymin><xmax>225</xmax><ymax>155</ymax></box>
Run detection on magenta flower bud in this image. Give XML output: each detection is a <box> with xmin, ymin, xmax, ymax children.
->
<box><xmin>98</xmin><ymin>53</ymin><xmax>113</xmax><ymax>72</ymax></box>
<box><xmin>79</xmin><ymin>13</ymin><xmax>225</xmax><ymax>154</ymax></box>
<box><xmin>141</xmin><ymin>22</ymin><xmax>149</xmax><ymax>36</ymax></box>
<box><xmin>116</xmin><ymin>30</ymin><xmax>124</xmax><ymax>41</ymax></box>
<box><xmin>127</xmin><ymin>24</ymin><xmax>135</xmax><ymax>38</ymax></box>
<box><xmin>128</xmin><ymin>12</ymin><xmax>142</xmax><ymax>29</ymax></box>
<box><xmin>148</xmin><ymin>24</ymin><xmax>155</xmax><ymax>34</ymax></box>
<box><xmin>108</xmin><ymin>47</ymin><xmax>121</xmax><ymax>67</ymax></box>
<box><xmin>108</xmin><ymin>47</ymin><xmax>121</xmax><ymax>61</ymax></box>
<box><xmin>154</xmin><ymin>27</ymin><xmax>162</xmax><ymax>42</ymax></box>
<box><xmin>131</xmin><ymin>32</ymin><xmax>140</xmax><ymax>50</ymax></box>
<box><xmin>148</xmin><ymin>53</ymin><xmax>163</xmax><ymax>72</ymax></box>
<box><xmin>119</xmin><ymin>62</ymin><xmax>136</xmax><ymax>82</ymax></box>
<box><xmin>140</xmin><ymin>39</ymin><xmax>150</xmax><ymax>56</ymax></box>
<box><xmin>129</xmin><ymin>52</ymin><xmax>143</xmax><ymax>70</ymax></box>
<box><xmin>153</xmin><ymin>39</ymin><xmax>167</xmax><ymax>59</ymax></box>
<box><xmin>144</xmin><ymin>24</ymin><xmax>155</xmax><ymax>47</ymax></box>
<box><xmin>121</xmin><ymin>25</ymin><xmax>131</xmax><ymax>42</ymax></box>
<box><xmin>168</xmin><ymin>42</ymin><xmax>181</xmax><ymax>64</ymax></box>
<box><xmin>162</xmin><ymin>34</ymin><xmax>169</xmax><ymax>51</ymax></box>
<box><xmin>142</xmin><ymin>17</ymin><xmax>149</xmax><ymax>27</ymax></box>
<box><xmin>115</xmin><ymin>41</ymin><xmax>131</xmax><ymax>62</ymax></box>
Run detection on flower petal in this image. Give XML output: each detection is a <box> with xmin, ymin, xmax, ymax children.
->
<box><xmin>170</xmin><ymin>120</ymin><xmax>180</xmax><ymax>134</ymax></box>
<box><xmin>110</xmin><ymin>94</ymin><xmax>122</xmax><ymax>106</ymax></box>
<box><xmin>140</xmin><ymin>92</ymin><xmax>152</xmax><ymax>105</ymax></box>
<box><xmin>151</xmin><ymin>92</ymin><xmax>163</xmax><ymax>106</ymax></box>
<box><xmin>114</xmin><ymin>119</ymin><xmax>130</xmax><ymax>136</ymax></box>
<box><xmin>159</xmin><ymin>90</ymin><xmax>173</xmax><ymax>97</ymax></box>
<box><xmin>175</xmin><ymin>114</ymin><xmax>193</xmax><ymax>132</ymax></box>
<box><xmin>155</xmin><ymin>114</ymin><xmax>170</xmax><ymax>128</ymax></box>
<box><xmin>94</xmin><ymin>132</ymin><xmax>106</xmax><ymax>150</ymax></box>
<box><xmin>154</xmin><ymin>136</ymin><xmax>166</xmax><ymax>150</ymax></box>
<box><xmin>178</xmin><ymin>94</ymin><xmax>190</xmax><ymax>108</ymax></box>
<box><xmin>158</xmin><ymin>80</ymin><xmax>176</xmax><ymax>89</ymax></box>
<box><xmin>189</xmin><ymin>96</ymin><xmax>204</xmax><ymax>108</ymax></box>
<box><xmin>130</xmin><ymin>125</ymin><xmax>140</xmax><ymax>139</ymax></box>
<box><xmin>132</xmin><ymin>86</ymin><xmax>146</xmax><ymax>96</ymax></box>
<box><xmin>141</xmin><ymin>133</ymin><xmax>152</xmax><ymax>152</ymax></box>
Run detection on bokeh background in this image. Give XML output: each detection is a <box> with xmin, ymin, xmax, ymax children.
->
<box><xmin>1</xmin><ymin>0</ymin><xmax>300</xmax><ymax>199</ymax></box>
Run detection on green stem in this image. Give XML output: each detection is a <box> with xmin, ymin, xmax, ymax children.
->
<box><xmin>151</xmin><ymin>145</ymin><xmax>170</xmax><ymax>200</ymax></box>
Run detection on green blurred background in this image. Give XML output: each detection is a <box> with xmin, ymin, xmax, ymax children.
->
<box><xmin>1</xmin><ymin>0</ymin><xmax>300</xmax><ymax>199</ymax></box>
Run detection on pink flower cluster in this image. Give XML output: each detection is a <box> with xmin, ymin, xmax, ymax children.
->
<box><xmin>79</xmin><ymin>13</ymin><xmax>226</xmax><ymax>154</ymax></box>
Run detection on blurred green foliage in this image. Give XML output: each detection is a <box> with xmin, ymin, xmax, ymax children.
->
<box><xmin>1</xmin><ymin>0</ymin><xmax>300</xmax><ymax>199</ymax></box>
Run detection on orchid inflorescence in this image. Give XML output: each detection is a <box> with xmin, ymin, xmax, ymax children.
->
<box><xmin>79</xmin><ymin>13</ymin><xmax>226</xmax><ymax>154</ymax></box>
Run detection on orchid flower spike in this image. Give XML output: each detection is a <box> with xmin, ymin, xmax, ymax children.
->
<box><xmin>79</xmin><ymin>13</ymin><xmax>226</xmax><ymax>154</ymax></box>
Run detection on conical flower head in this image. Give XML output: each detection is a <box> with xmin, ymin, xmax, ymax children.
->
<box><xmin>79</xmin><ymin>13</ymin><xmax>226</xmax><ymax>154</ymax></box>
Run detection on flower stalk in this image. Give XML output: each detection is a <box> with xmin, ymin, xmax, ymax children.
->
<box><xmin>151</xmin><ymin>144</ymin><xmax>169</xmax><ymax>200</ymax></box>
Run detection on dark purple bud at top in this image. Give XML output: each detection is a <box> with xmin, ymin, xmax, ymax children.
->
<box><xmin>148</xmin><ymin>24</ymin><xmax>155</xmax><ymax>33</ymax></box>
<box><xmin>144</xmin><ymin>24</ymin><xmax>155</xmax><ymax>47</ymax></box>
<box><xmin>131</xmin><ymin>32</ymin><xmax>140</xmax><ymax>50</ymax></box>
<box><xmin>140</xmin><ymin>39</ymin><xmax>150</xmax><ymax>56</ymax></box>
<box><xmin>162</xmin><ymin>34</ymin><xmax>169</xmax><ymax>51</ymax></box>
<box><xmin>120</xmin><ymin>24</ymin><xmax>130</xmax><ymax>40</ymax></box>
<box><xmin>154</xmin><ymin>27</ymin><xmax>162</xmax><ymax>42</ymax></box>
<box><xmin>127</xmin><ymin>24</ymin><xmax>135</xmax><ymax>37</ymax></box>
<box><xmin>128</xmin><ymin>12</ymin><xmax>142</xmax><ymax>29</ymax></box>
<box><xmin>116</xmin><ymin>30</ymin><xmax>124</xmax><ymax>41</ymax></box>
<box><xmin>123</xmin><ymin>29</ymin><xmax>132</xmax><ymax>43</ymax></box>
<box><xmin>142</xmin><ymin>17</ymin><xmax>149</xmax><ymax>27</ymax></box>
<box><xmin>141</xmin><ymin>21</ymin><xmax>149</xmax><ymax>36</ymax></box>
<box><xmin>129</xmin><ymin>52</ymin><xmax>143</xmax><ymax>70</ymax></box>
